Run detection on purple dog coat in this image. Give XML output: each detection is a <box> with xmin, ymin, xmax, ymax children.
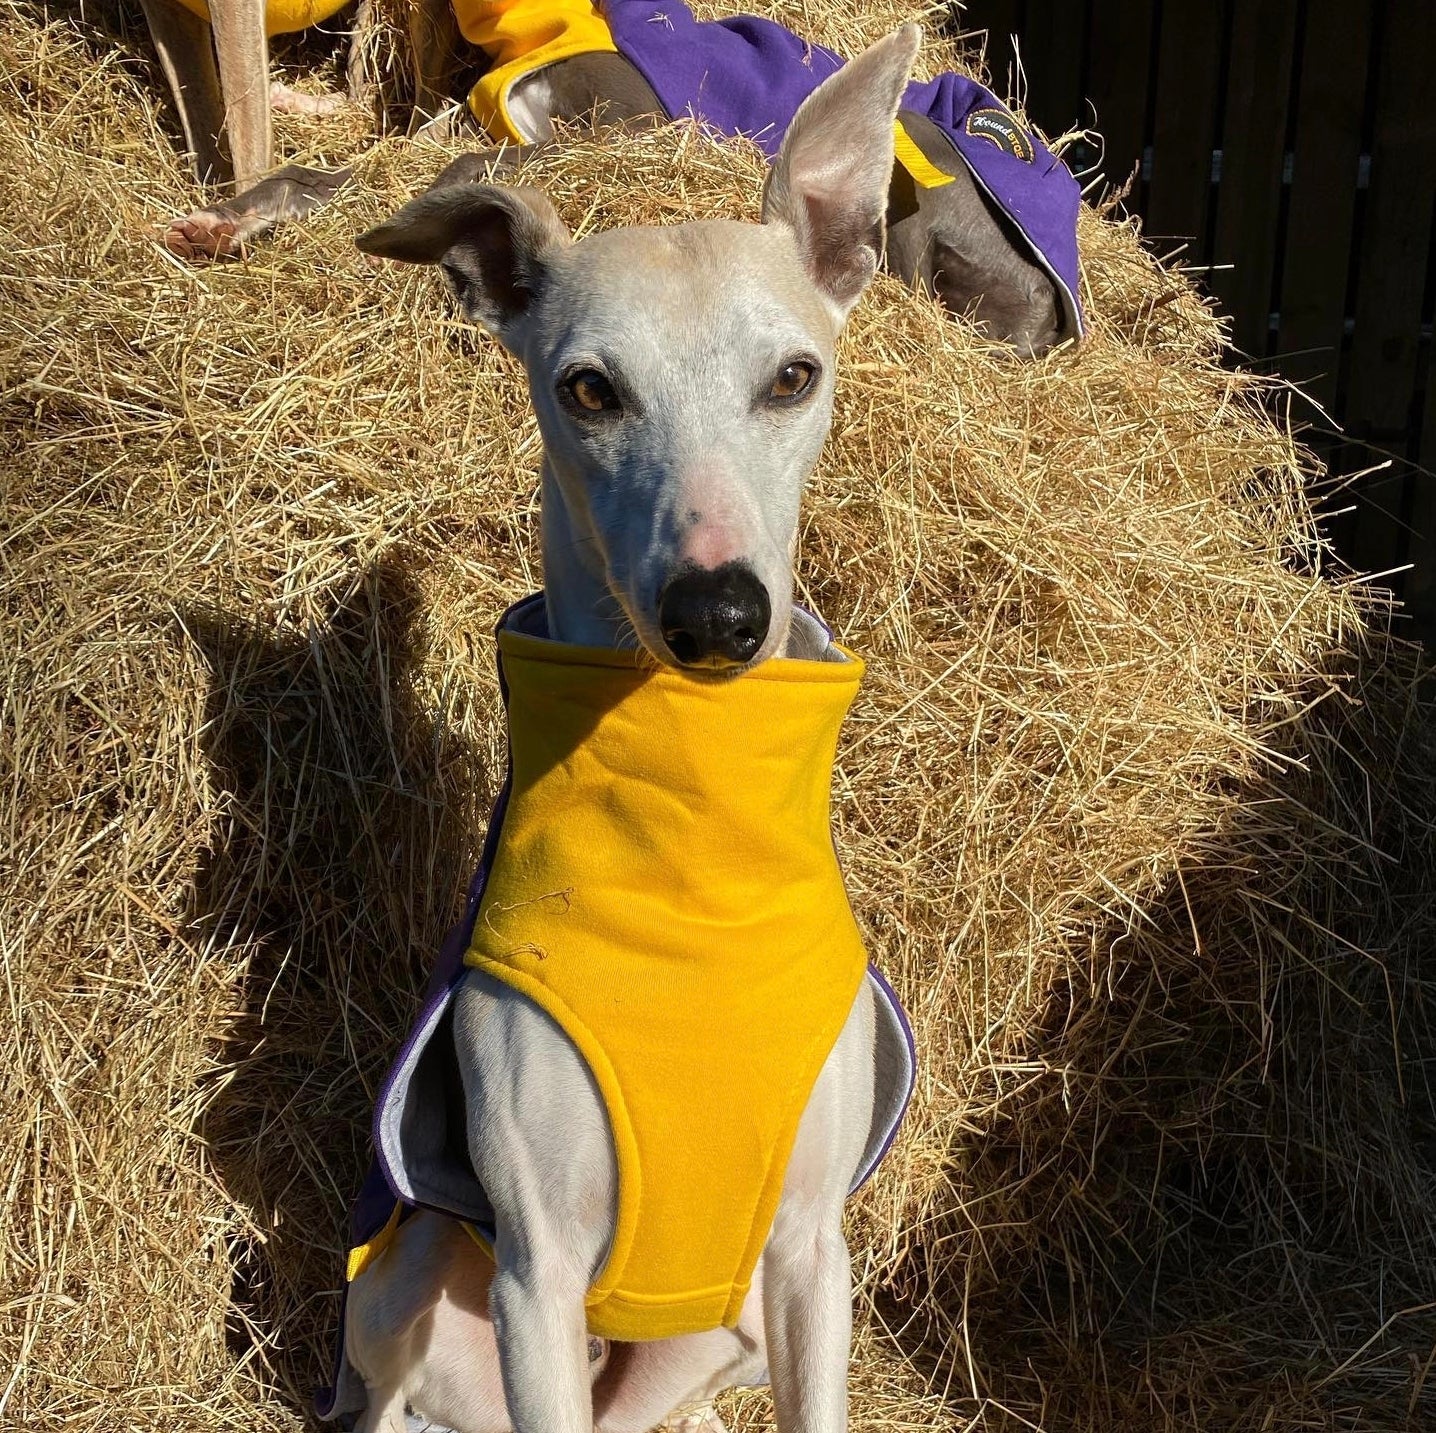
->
<box><xmin>599</xmin><ymin>0</ymin><xmax>1083</xmax><ymax>338</ymax></box>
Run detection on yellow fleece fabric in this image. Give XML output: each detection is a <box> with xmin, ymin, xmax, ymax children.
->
<box><xmin>170</xmin><ymin>0</ymin><xmax>348</xmax><ymax>37</ymax></box>
<box><xmin>893</xmin><ymin>120</ymin><xmax>957</xmax><ymax>190</ymax></box>
<box><xmin>463</xmin><ymin>623</ymin><xmax>869</xmax><ymax>1340</ymax></box>
<box><xmin>450</xmin><ymin>0</ymin><xmax>617</xmax><ymax>142</ymax></box>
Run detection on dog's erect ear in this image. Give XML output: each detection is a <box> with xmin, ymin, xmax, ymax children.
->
<box><xmin>357</xmin><ymin>184</ymin><xmax>571</xmax><ymax>349</ymax></box>
<box><xmin>762</xmin><ymin>25</ymin><xmax>920</xmax><ymax>322</ymax></box>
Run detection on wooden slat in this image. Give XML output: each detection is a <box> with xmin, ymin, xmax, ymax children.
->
<box><xmin>1275</xmin><ymin>0</ymin><xmax>1373</xmax><ymax>414</ymax></box>
<box><xmin>1345</xmin><ymin>0</ymin><xmax>1436</xmax><ymax>580</ymax></box>
<box><xmin>967</xmin><ymin>0</ymin><xmax>1026</xmax><ymax>98</ymax></box>
<box><xmin>1344</xmin><ymin>2</ymin><xmax>1436</xmax><ymax>434</ymax></box>
<box><xmin>1086</xmin><ymin>0</ymin><xmax>1155</xmax><ymax>199</ymax></box>
<box><xmin>1399</xmin><ymin>231</ymin><xmax>1436</xmax><ymax>638</ymax></box>
<box><xmin>1009</xmin><ymin>0</ymin><xmax>1087</xmax><ymax>141</ymax></box>
<box><xmin>1346</xmin><ymin>463</ymin><xmax>1414</xmax><ymax>593</ymax></box>
<box><xmin>1207</xmin><ymin>0</ymin><xmax>1299</xmax><ymax>359</ymax></box>
<box><xmin>1144</xmin><ymin>2</ymin><xmax>1225</xmax><ymax>264</ymax></box>
<box><xmin>1409</xmin><ymin>366</ymin><xmax>1436</xmax><ymax>637</ymax></box>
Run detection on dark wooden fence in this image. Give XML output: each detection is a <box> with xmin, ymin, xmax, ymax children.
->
<box><xmin>959</xmin><ymin>0</ymin><xmax>1436</xmax><ymax>643</ymax></box>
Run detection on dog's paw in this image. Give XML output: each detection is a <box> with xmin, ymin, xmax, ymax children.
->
<box><xmin>661</xmin><ymin>1402</ymin><xmax>729</xmax><ymax>1433</ymax></box>
<box><xmin>161</xmin><ymin>207</ymin><xmax>247</xmax><ymax>262</ymax></box>
<box><xmin>158</xmin><ymin>166</ymin><xmax>353</xmax><ymax>264</ymax></box>
<box><xmin>270</xmin><ymin>79</ymin><xmax>349</xmax><ymax>116</ymax></box>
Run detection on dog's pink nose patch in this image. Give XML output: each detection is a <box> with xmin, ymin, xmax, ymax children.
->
<box><xmin>682</xmin><ymin>519</ymin><xmax>739</xmax><ymax>570</ymax></box>
<box><xmin>677</xmin><ymin>465</ymin><xmax>752</xmax><ymax>571</ymax></box>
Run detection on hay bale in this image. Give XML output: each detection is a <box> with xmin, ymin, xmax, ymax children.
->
<box><xmin>3</xmin><ymin>2</ymin><xmax>1436</xmax><ymax>1430</ymax></box>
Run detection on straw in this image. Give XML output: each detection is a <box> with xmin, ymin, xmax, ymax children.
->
<box><xmin>4</xmin><ymin>2</ymin><xmax>1435</xmax><ymax>1428</ymax></box>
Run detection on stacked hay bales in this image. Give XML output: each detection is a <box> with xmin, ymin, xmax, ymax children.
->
<box><xmin>3</xmin><ymin>2</ymin><xmax>1436</xmax><ymax>1430</ymax></box>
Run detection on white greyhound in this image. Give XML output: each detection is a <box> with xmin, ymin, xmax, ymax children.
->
<box><xmin>326</xmin><ymin>27</ymin><xmax>921</xmax><ymax>1433</ymax></box>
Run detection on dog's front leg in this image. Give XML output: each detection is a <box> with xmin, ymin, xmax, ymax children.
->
<box><xmin>761</xmin><ymin>983</ymin><xmax>876</xmax><ymax>1433</ymax></box>
<box><xmin>206</xmin><ymin>0</ymin><xmax>272</xmax><ymax>188</ymax></box>
<box><xmin>489</xmin><ymin>1227</ymin><xmax>600</xmax><ymax>1433</ymax></box>
<box><xmin>455</xmin><ymin>969</ymin><xmax>616</xmax><ymax>1433</ymax></box>
<box><xmin>138</xmin><ymin>0</ymin><xmax>231</xmax><ymax>185</ymax></box>
<box><xmin>761</xmin><ymin>1199</ymin><xmax>852</xmax><ymax>1433</ymax></box>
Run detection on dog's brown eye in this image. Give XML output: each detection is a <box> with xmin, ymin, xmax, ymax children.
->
<box><xmin>770</xmin><ymin>361</ymin><xmax>816</xmax><ymax>401</ymax></box>
<box><xmin>565</xmin><ymin>369</ymin><xmax>619</xmax><ymax>413</ymax></box>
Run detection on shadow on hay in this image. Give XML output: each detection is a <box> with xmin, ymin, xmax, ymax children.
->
<box><xmin>182</xmin><ymin>557</ymin><xmax>487</xmax><ymax>1414</ymax></box>
<box><xmin>175</xmin><ymin>550</ymin><xmax>1436</xmax><ymax>1428</ymax></box>
<box><xmin>871</xmin><ymin>634</ymin><xmax>1436</xmax><ymax>1428</ymax></box>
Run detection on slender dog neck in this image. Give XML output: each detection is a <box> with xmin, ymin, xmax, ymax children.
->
<box><xmin>540</xmin><ymin>465</ymin><xmax>625</xmax><ymax>650</ymax></box>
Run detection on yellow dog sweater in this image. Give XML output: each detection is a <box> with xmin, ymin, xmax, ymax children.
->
<box><xmin>461</xmin><ymin>604</ymin><xmax>870</xmax><ymax>1338</ymax></box>
<box><xmin>323</xmin><ymin>595</ymin><xmax>913</xmax><ymax>1399</ymax></box>
<box><xmin>171</xmin><ymin>0</ymin><xmax>347</xmax><ymax>37</ymax></box>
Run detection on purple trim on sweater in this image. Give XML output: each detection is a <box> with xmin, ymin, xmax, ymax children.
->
<box><xmin>856</xmin><ymin>960</ymin><xmax>916</xmax><ymax>1185</ymax></box>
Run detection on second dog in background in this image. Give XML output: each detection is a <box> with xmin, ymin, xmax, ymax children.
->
<box><xmin>149</xmin><ymin>0</ymin><xmax>1082</xmax><ymax>355</ymax></box>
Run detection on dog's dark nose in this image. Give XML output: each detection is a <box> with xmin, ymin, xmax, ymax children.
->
<box><xmin>658</xmin><ymin>563</ymin><xmax>771</xmax><ymax>668</ymax></box>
